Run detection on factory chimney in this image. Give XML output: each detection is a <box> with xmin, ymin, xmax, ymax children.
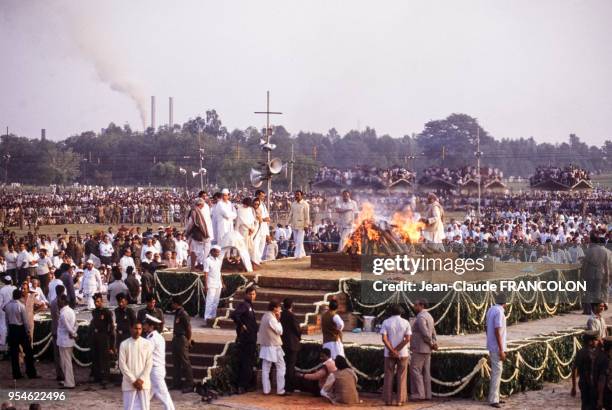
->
<box><xmin>169</xmin><ymin>97</ymin><xmax>174</xmax><ymax>129</ymax></box>
<box><xmin>150</xmin><ymin>96</ymin><xmax>156</xmax><ymax>130</ymax></box>
<box><xmin>41</xmin><ymin>129</ymin><xmax>46</xmax><ymax>141</ymax></box>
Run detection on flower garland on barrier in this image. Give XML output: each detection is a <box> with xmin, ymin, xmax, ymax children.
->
<box><xmin>154</xmin><ymin>270</ymin><xmax>248</xmax><ymax>316</ymax></box>
<box><xmin>206</xmin><ymin>327</ymin><xmax>584</xmax><ymax>399</ymax></box>
<box><xmin>342</xmin><ymin>268</ymin><xmax>581</xmax><ymax>335</ymax></box>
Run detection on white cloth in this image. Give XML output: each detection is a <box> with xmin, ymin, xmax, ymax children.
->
<box><xmin>204</xmin><ymin>255</ymin><xmax>223</xmax><ymax>288</ymax></box>
<box><xmin>261</xmin><ymin>355</ymin><xmax>286</xmax><ymax>395</ymax></box>
<box><xmin>57</xmin><ymin>305</ymin><xmax>78</xmax><ymax>347</ymax></box>
<box><xmin>122</xmin><ymin>389</ymin><xmax>151</xmax><ymax>410</ymax></box>
<box><xmin>199</xmin><ymin>202</ymin><xmax>214</xmax><ymax>242</ymax></box>
<box><xmin>99</xmin><ymin>242</ymin><xmax>114</xmax><ymax>258</ymax></box>
<box><xmin>59</xmin><ymin>346</ymin><xmax>75</xmax><ymax>388</ymax></box>
<box><xmin>213</xmin><ymin>200</ymin><xmax>237</xmax><ymax>244</ymax></box>
<box><xmin>47</xmin><ymin>278</ymin><xmax>63</xmax><ymax>302</ymax></box>
<box><xmin>119</xmin><ymin>336</ymin><xmax>154</xmax><ymax>392</ymax></box>
<box><xmin>219</xmin><ymin>231</ymin><xmax>253</xmax><ymax>272</ymax></box>
<box><xmin>323</xmin><ymin>341</ymin><xmax>345</xmax><ymax>360</ymax></box>
<box><xmin>338</xmin><ymin>228</ymin><xmax>353</xmax><ymax>253</ymax></box>
<box><xmin>0</xmin><ymin>284</ymin><xmax>16</xmax><ymax>349</ymax></box>
<box><xmin>119</xmin><ymin>256</ymin><xmax>136</xmax><ymax>276</ymax></box>
<box><xmin>380</xmin><ymin>314</ymin><xmax>412</xmax><ymax>358</ymax></box>
<box><xmin>488</xmin><ymin>351</ymin><xmax>502</xmax><ymax>404</ymax></box>
<box><xmin>486</xmin><ymin>305</ymin><xmax>507</xmax><ymax>353</ymax></box>
<box><xmin>204</xmin><ymin>287</ymin><xmax>222</xmax><ymax>320</ymax></box>
<box><xmin>294</xmin><ymin>229</ymin><xmax>306</xmax><ymax>258</ymax></box>
<box><xmin>81</xmin><ymin>268</ymin><xmax>102</xmax><ymax>308</ymax></box>
<box><xmin>189</xmin><ymin>238</ymin><xmax>211</xmax><ymax>269</ymax></box>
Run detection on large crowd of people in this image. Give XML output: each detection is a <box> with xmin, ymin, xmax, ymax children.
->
<box><xmin>0</xmin><ymin>180</ymin><xmax>610</xmax><ymax>409</ymax></box>
<box><xmin>530</xmin><ymin>165</ymin><xmax>591</xmax><ymax>187</ymax></box>
<box><xmin>418</xmin><ymin>166</ymin><xmax>504</xmax><ymax>187</ymax></box>
<box><xmin>313</xmin><ymin>166</ymin><xmax>416</xmax><ymax>187</ymax></box>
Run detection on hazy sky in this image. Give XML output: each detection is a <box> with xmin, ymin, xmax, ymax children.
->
<box><xmin>1</xmin><ymin>0</ymin><xmax>611</xmax><ymax>145</ymax></box>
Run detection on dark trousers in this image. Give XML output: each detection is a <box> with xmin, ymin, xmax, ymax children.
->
<box><xmin>8</xmin><ymin>325</ymin><xmax>36</xmax><ymax>378</ymax></box>
<box><xmin>237</xmin><ymin>342</ymin><xmax>257</xmax><ymax>389</ymax></box>
<box><xmin>52</xmin><ymin>334</ymin><xmax>64</xmax><ymax>380</ymax></box>
<box><xmin>172</xmin><ymin>335</ymin><xmax>194</xmax><ymax>387</ymax></box>
<box><xmin>90</xmin><ymin>336</ymin><xmax>110</xmax><ymax>383</ymax></box>
<box><xmin>7</xmin><ymin>269</ymin><xmax>17</xmax><ymax>285</ymax></box>
<box><xmin>38</xmin><ymin>273</ymin><xmax>50</xmax><ymax>296</ymax></box>
<box><xmin>17</xmin><ymin>268</ymin><xmax>29</xmax><ymax>285</ymax></box>
<box><xmin>283</xmin><ymin>348</ymin><xmax>298</xmax><ymax>392</ymax></box>
<box><xmin>100</xmin><ymin>256</ymin><xmax>112</xmax><ymax>266</ymax></box>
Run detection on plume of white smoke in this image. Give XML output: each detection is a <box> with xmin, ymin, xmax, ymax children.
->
<box><xmin>64</xmin><ymin>2</ymin><xmax>148</xmax><ymax>129</ymax></box>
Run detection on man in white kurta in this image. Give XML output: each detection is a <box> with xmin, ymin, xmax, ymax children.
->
<box><xmin>254</xmin><ymin>190</ymin><xmax>271</xmax><ymax>263</ymax></box>
<box><xmin>204</xmin><ymin>246</ymin><xmax>224</xmax><ymax>322</ymax></box>
<box><xmin>335</xmin><ymin>190</ymin><xmax>358</xmax><ymax>252</ymax></box>
<box><xmin>57</xmin><ymin>295</ymin><xmax>78</xmax><ymax>388</ymax></box>
<box><xmin>119</xmin><ymin>322</ymin><xmax>154</xmax><ymax>410</ymax></box>
<box><xmin>422</xmin><ymin>193</ymin><xmax>445</xmax><ymax>252</ymax></box>
<box><xmin>257</xmin><ymin>303</ymin><xmax>286</xmax><ymax>395</ymax></box>
<box><xmin>143</xmin><ymin>316</ymin><xmax>175</xmax><ymax>410</ymax></box>
<box><xmin>288</xmin><ymin>190</ymin><xmax>310</xmax><ymax>259</ymax></box>
<box><xmin>213</xmin><ymin>189</ymin><xmax>237</xmax><ymax>250</ymax></box>
<box><xmin>198</xmin><ymin>194</ymin><xmax>214</xmax><ymax>268</ymax></box>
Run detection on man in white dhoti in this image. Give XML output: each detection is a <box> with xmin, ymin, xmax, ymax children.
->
<box><xmin>235</xmin><ymin>198</ymin><xmax>257</xmax><ymax>264</ymax></box>
<box><xmin>254</xmin><ymin>190</ymin><xmax>271</xmax><ymax>263</ymax></box>
<box><xmin>335</xmin><ymin>190</ymin><xmax>358</xmax><ymax>252</ymax></box>
<box><xmin>288</xmin><ymin>190</ymin><xmax>310</xmax><ymax>259</ymax></box>
<box><xmin>257</xmin><ymin>301</ymin><xmax>286</xmax><ymax>395</ymax></box>
<box><xmin>421</xmin><ymin>193</ymin><xmax>446</xmax><ymax>252</ymax></box>
<box><xmin>143</xmin><ymin>315</ymin><xmax>175</xmax><ymax>410</ymax></box>
<box><xmin>204</xmin><ymin>246</ymin><xmax>224</xmax><ymax>324</ymax></box>
<box><xmin>185</xmin><ymin>198</ymin><xmax>212</xmax><ymax>271</ymax></box>
<box><xmin>214</xmin><ymin>189</ymin><xmax>237</xmax><ymax>250</ymax></box>
<box><xmin>119</xmin><ymin>322</ymin><xmax>153</xmax><ymax>410</ymax></box>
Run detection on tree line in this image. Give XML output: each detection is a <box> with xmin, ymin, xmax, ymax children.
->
<box><xmin>1</xmin><ymin>111</ymin><xmax>610</xmax><ymax>188</ymax></box>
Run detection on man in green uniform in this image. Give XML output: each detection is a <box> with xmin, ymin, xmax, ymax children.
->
<box><xmin>88</xmin><ymin>292</ymin><xmax>115</xmax><ymax>388</ymax></box>
<box><xmin>170</xmin><ymin>296</ymin><xmax>194</xmax><ymax>393</ymax></box>
<box><xmin>571</xmin><ymin>330</ymin><xmax>600</xmax><ymax>410</ymax></box>
<box><xmin>114</xmin><ymin>293</ymin><xmax>136</xmax><ymax>351</ymax></box>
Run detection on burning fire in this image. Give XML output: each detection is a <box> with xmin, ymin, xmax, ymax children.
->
<box><xmin>344</xmin><ymin>202</ymin><xmax>425</xmax><ymax>255</ymax></box>
<box><xmin>391</xmin><ymin>207</ymin><xmax>425</xmax><ymax>244</ymax></box>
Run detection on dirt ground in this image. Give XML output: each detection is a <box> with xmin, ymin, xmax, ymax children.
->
<box><xmin>0</xmin><ymin>358</ymin><xmax>582</xmax><ymax>409</ymax></box>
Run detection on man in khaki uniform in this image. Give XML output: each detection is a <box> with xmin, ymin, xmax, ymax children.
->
<box><xmin>287</xmin><ymin>190</ymin><xmax>310</xmax><ymax>259</ymax></box>
<box><xmin>580</xmin><ymin>232</ymin><xmax>610</xmax><ymax>314</ymax></box>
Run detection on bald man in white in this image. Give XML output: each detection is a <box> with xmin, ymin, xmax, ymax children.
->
<box><xmin>119</xmin><ymin>322</ymin><xmax>153</xmax><ymax>410</ymax></box>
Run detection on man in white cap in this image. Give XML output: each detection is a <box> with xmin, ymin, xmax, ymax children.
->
<box><xmin>81</xmin><ymin>260</ymin><xmax>102</xmax><ymax>309</ymax></box>
<box><xmin>143</xmin><ymin>315</ymin><xmax>175</xmax><ymax>410</ymax></box>
<box><xmin>203</xmin><ymin>245</ymin><xmax>224</xmax><ymax>325</ymax></box>
<box><xmin>0</xmin><ymin>275</ymin><xmax>16</xmax><ymax>352</ymax></box>
<box><xmin>213</xmin><ymin>189</ymin><xmax>236</xmax><ymax>255</ymax></box>
<box><xmin>119</xmin><ymin>322</ymin><xmax>153</xmax><ymax>410</ymax></box>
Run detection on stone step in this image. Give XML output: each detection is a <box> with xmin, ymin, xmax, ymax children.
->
<box><xmin>165</xmin><ymin>363</ymin><xmax>209</xmax><ymax>381</ymax></box>
<box><xmin>165</xmin><ymin>352</ymin><xmax>215</xmax><ymax>367</ymax></box>
<box><xmin>233</xmin><ymin>288</ymin><xmax>327</xmax><ymax>304</ymax></box>
<box><xmin>164</xmin><ymin>340</ymin><xmax>225</xmax><ymax>355</ymax></box>
<box><xmin>249</xmin><ymin>300</ymin><xmax>316</xmax><ymax>313</ymax></box>
<box><xmin>245</xmin><ymin>274</ymin><xmax>340</xmax><ymax>291</ymax></box>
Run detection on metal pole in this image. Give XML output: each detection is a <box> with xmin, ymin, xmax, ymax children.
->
<box><xmin>266</xmin><ymin>91</ymin><xmax>271</xmax><ymax>210</ymax></box>
<box><xmin>476</xmin><ymin>125</ymin><xmax>481</xmax><ymax>220</ymax></box>
<box><xmin>289</xmin><ymin>143</ymin><xmax>294</xmax><ymax>192</ymax></box>
<box><xmin>198</xmin><ymin>133</ymin><xmax>204</xmax><ymax>191</ymax></box>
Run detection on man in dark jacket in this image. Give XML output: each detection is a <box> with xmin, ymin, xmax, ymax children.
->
<box><xmin>230</xmin><ymin>286</ymin><xmax>258</xmax><ymax>394</ymax></box>
<box><xmin>280</xmin><ymin>298</ymin><xmax>302</xmax><ymax>393</ymax></box>
<box><xmin>58</xmin><ymin>263</ymin><xmax>76</xmax><ymax>308</ymax></box>
<box><xmin>139</xmin><ymin>263</ymin><xmax>156</xmax><ymax>304</ymax></box>
<box><xmin>114</xmin><ymin>293</ymin><xmax>136</xmax><ymax>350</ymax></box>
<box><xmin>88</xmin><ymin>292</ymin><xmax>115</xmax><ymax>388</ymax></box>
<box><xmin>124</xmin><ymin>266</ymin><xmax>140</xmax><ymax>304</ymax></box>
<box><xmin>137</xmin><ymin>295</ymin><xmax>164</xmax><ymax>333</ymax></box>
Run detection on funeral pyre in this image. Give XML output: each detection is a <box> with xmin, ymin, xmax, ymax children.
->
<box><xmin>344</xmin><ymin>202</ymin><xmax>435</xmax><ymax>255</ymax></box>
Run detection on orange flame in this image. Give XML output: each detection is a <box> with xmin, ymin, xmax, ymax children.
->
<box><xmin>391</xmin><ymin>207</ymin><xmax>425</xmax><ymax>244</ymax></box>
<box><xmin>345</xmin><ymin>202</ymin><xmax>380</xmax><ymax>253</ymax></box>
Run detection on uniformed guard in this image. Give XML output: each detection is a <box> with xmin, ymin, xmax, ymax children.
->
<box><xmin>571</xmin><ymin>330</ymin><xmax>600</xmax><ymax>409</ymax></box>
<box><xmin>137</xmin><ymin>295</ymin><xmax>164</xmax><ymax>333</ymax></box>
<box><xmin>144</xmin><ymin>315</ymin><xmax>175</xmax><ymax>410</ymax></box>
<box><xmin>230</xmin><ymin>285</ymin><xmax>259</xmax><ymax>394</ymax></box>
<box><xmin>88</xmin><ymin>292</ymin><xmax>115</xmax><ymax>388</ymax></box>
<box><xmin>170</xmin><ymin>296</ymin><xmax>194</xmax><ymax>393</ymax></box>
<box><xmin>114</xmin><ymin>292</ymin><xmax>136</xmax><ymax>351</ymax></box>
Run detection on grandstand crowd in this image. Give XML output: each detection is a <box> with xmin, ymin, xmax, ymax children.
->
<box><xmin>529</xmin><ymin>165</ymin><xmax>591</xmax><ymax>187</ymax></box>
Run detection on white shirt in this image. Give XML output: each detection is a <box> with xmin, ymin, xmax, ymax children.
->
<box><xmin>204</xmin><ymin>255</ymin><xmax>223</xmax><ymax>288</ymax></box>
<box><xmin>0</xmin><ymin>284</ymin><xmax>16</xmax><ymax>309</ymax></box>
<box><xmin>146</xmin><ymin>330</ymin><xmax>166</xmax><ymax>368</ymax></box>
<box><xmin>380</xmin><ymin>315</ymin><xmax>412</xmax><ymax>358</ymax></box>
<box><xmin>30</xmin><ymin>286</ymin><xmax>48</xmax><ymax>304</ymax></box>
<box><xmin>57</xmin><ymin>305</ymin><xmax>78</xmax><ymax>347</ymax></box>
<box><xmin>486</xmin><ymin>304</ymin><xmax>507</xmax><ymax>352</ymax></box>
<box><xmin>99</xmin><ymin>242</ymin><xmax>114</xmax><ymax>258</ymax></box>
<box><xmin>141</xmin><ymin>245</ymin><xmax>157</xmax><ymax>261</ymax></box>
<box><xmin>16</xmin><ymin>250</ymin><xmax>29</xmax><ymax>269</ymax></box>
<box><xmin>5</xmin><ymin>251</ymin><xmax>18</xmax><ymax>270</ymax></box>
<box><xmin>119</xmin><ymin>256</ymin><xmax>136</xmax><ymax>275</ymax></box>
<box><xmin>47</xmin><ymin>278</ymin><xmax>64</xmax><ymax>302</ymax></box>
<box><xmin>37</xmin><ymin>256</ymin><xmax>53</xmax><ymax>276</ymax></box>
<box><xmin>81</xmin><ymin>268</ymin><xmax>102</xmax><ymax>294</ymax></box>
<box><xmin>337</xmin><ymin>199</ymin><xmax>358</xmax><ymax>229</ymax></box>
